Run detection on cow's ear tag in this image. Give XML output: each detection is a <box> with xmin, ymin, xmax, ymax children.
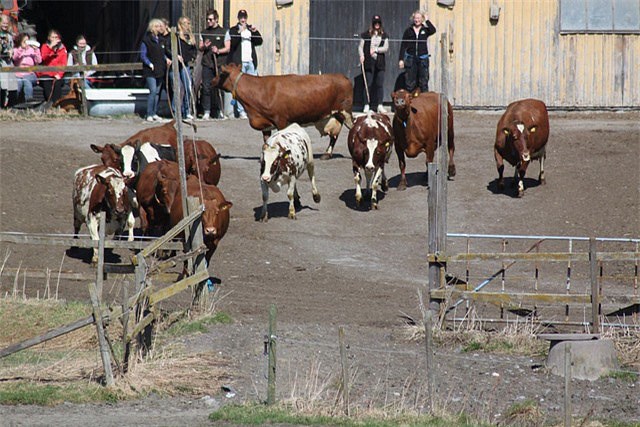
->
<box><xmin>284</xmin><ymin>154</ymin><xmax>289</xmax><ymax>159</ymax></box>
<box><xmin>503</xmin><ymin>129</ymin><xmax>509</xmax><ymax>135</ymax></box>
<box><xmin>385</xmin><ymin>142</ymin><xmax>390</xmax><ymax>147</ymax></box>
<box><xmin>530</xmin><ymin>126</ymin><xmax>537</xmax><ymax>133</ymax></box>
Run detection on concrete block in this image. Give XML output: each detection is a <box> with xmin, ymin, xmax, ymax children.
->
<box><xmin>546</xmin><ymin>339</ymin><xmax>619</xmax><ymax>381</ymax></box>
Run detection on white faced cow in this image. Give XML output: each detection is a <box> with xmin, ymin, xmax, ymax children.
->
<box><xmin>347</xmin><ymin>111</ymin><xmax>394</xmax><ymax>209</ymax></box>
<box><xmin>73</xmin><ymin>165</ymin><xmax>134</xmax><ymax>263</ymax></box>
<box><xmin>260</xmin><ymin>123</ymin><xmax>321</xmax><ymax>221</ymax></box>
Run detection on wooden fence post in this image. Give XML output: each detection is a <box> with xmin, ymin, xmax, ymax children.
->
<box><xmin>440</xmin><ymin>32</ymin><xmax>449</xmax><ymax>98</ymax></box>
<box><xmin>96</xmin><ymin>213</ymin><xmax>105</xmax><ymax>297</ymax></box>
<box><xmin>267</xmin><ymin>304</ymin><xmax>277</xmax><ymax>405</ymax></box>
<box><xmin>79</xmin><ymin>72</ymin><xmax>89</xmax><ymax>117</ymax></box>
<box><xmin>564</xmin><ymin>343</ymin><xmax>572</xmax><ymax>427</ymax></box>
<box><xmin>338</xmin><ymin>326</ymin><xmax>350</xmax><ymax>416</ymax></box>
<box><xmin>121</xmin><ymin>284</ymin><xmax>130</xmax><ymax>373</ymax></box>
<box><xmin>133</xmin><ymin>255</ymin><xmax>152</xmax><ymax>354</ymax></box>
<box><xmin>188</xmin><ymin>197</ymin><xmax>206</xmax><ymax>304</ymax></box>
<box><xmin>589</xmin><ymin>238</ymin><xmax>600</xmax><ymax>333</ymax></box>
<box><xmin>88</xmin><ymin>282</ymin><xmax>114</xmax><ymax>387</ymax></box>
<box><xmin>424</xmin><ymin>309</ymin><xmax>435</xmax><ymax>413</ymax></box>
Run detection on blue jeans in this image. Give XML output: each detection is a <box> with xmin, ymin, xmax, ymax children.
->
<box><xmin>16</xmin><ymin>73</ymin><xmax>37</xmax><ymax>101</ymax></box>
<box><xmin>234</xmin><ymin>61</ymin><xmax>256</xmax><ymax>116</ymax></box>
<box><xmin>180</xmin><ymin>66</ymin><xmax>193</xmax><ymax>116</ymax></box>
<box><xmin>146</xmin><ymin>76</ymin><xmax>163</xmax><ymax>118</ymax></box>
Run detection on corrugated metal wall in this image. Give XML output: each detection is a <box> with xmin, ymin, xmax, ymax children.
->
<box><xmin>182</xmin><ymin>0</ymin><xmax>639</xmax><ymax>108</ymax></box>
<box><xmin>426</xmin><ymin>0</ymin><xmax>639</xmax><ymax>108</ymax></box>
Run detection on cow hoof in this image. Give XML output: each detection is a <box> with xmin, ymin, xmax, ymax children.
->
<box><xmin>381</xmin><ymin>181</ymin><xmax>389</xmax><ymax>192</ymax></box>
<box><xmin>355</xmin><ymin>197</ymin><xmax>362</xmax><ymax>207</ymax></box>
<box><xmin>91</xmin><ymin>256</ymin><xmax>99</xmax><ymax>265</ymax></box>
<box><xmin>540</xmin><ymin>177</ymin><xmax>546</xmax><ymax>185</ymax></box>
<box><xmin>517</xmin><ymin>190</ymin><xmax>524</xmax><ymax>198</ymax></box>
<box><xmin>289</xmin><ymin>214</ymin><xmax>297</xmax><ymax>220</ymax></box>
<box><xmin>260</xmin><ymin>215</ymin><xmax>269</xmax><ymax>223</ymax></box>
<box><xmin>497</xmin><ymin>181</ymin><xmax>505</xmax><ymax>191</ymax></box>
<box><xmin>320</xmin><ymin>152</ymin><xmax>332</xmax><ymax>160</ymax></box>
<box><xmin>448</xmin><ymin>164</ymin><xmax>456</xmax><ymax>178</ymax></box>
<box><xmin>397</xmin><ymin>182</ymin><xmax>407</xmax><ymax>191</ymax></box>
<box><xmin>372</xmin><ymin>202</ymin><xmax>378</xmax><ymax>210</ymax></box>
<box><xmin>313</xmin><ymin>193</ymin><xmax>321</xmax><ymax>203</ymax></box>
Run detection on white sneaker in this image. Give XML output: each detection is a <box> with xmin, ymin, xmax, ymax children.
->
<box><xmin>363</xmin><ymin>104</ymin><xmax>370</xmax><ymax>113</ymax></box>
<box><xmin>377</xmin><ymin>104</ymin><xmax>386</xmax><ymax>113</ymax></box>
<box><xmin>185</xmin><ymin>114</ymin><xmax>194</xmax><ymax>120</ymax></box>
<box><xmin>146</xmin><ymin>116</ymin><xmax>154</xmax><ymax>122</ymax></box>
<box><xmin>152</xmin><ymin>115</ymin><xmax>162</xmax><ymax>121</ymax></box>
<box><xmin>239</xmin><ymin>112</ymin><xmax>248</xmax><ymax>119</ymax></box>
<box><xmin>202</xmin><ymin>112</ymin><xmax>211</xmax><ymax>120</ymax></box>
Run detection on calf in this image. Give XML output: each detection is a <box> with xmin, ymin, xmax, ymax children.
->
<box><xmin>391</xmin><ymin>90</ymin><xmax>455</xmax><ymax>190</ymax></box>
<box><xmin>72</xmin><ymin>165</ymin><xmax>134</xmax><ymax>263</ymax></box>
<box><xmin>135</xmin><ymin>160</ymin><xmax>180</xmax><ymax>236</ymax></box>
<box><xmin>347</xmin><ymin>111</ymin><xmax>394</xmax><ymax>209</ymax></box>
<box><xmin>259</xmin><ymin>124</ymin><xmax>320</xmax><ymax>221</ymax></box>
<box><xmin>494</xmin><ymin>98</ymin><xmax>549</xmax><ymax>197</ymax></box>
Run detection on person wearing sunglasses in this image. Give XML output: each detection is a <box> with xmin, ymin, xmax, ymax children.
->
<box><xmin>199</xmin><ymin>9</ymin><xmax>229</xmax><ymax>120</ymax></box>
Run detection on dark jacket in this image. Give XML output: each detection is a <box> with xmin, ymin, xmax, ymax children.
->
<box><xmin>200</xmin><ymin>26</ymin><xmax>227</xmax><ymax>69</ymax></box>
<box><xmin>178</xmin><ymin>35</ymin><xmax>197</xmax><ymax>67</ymax></box>
<box><xmin>398</xmin><ymin>21</ymin><xmax>436</xmax><ymax>60</ymax></box>
<box><xmin>227</xmin><ymin>24</ymin><xmax>263</xmax><ymax>69</ymax></box>
<box><xmin>140</xmin><ymin>32</ymin><xmax>169</xmax><ymax>78</ymax></box>
<box><xmin>360</xmin><ymin>31</ymin><xmax>388</xmax><ymax>72</ymax></box>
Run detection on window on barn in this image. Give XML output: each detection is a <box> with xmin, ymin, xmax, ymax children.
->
<box><xmin>560</xmin><ymin>0</ymin><xmax>640</xmax><ymax>33</ymax></box>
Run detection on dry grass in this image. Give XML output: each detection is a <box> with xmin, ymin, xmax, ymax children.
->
<box><xmin>0</xmin><ymin>107</ymin><xmax>79</xmax><ymax>121</ymax></box>
<box><xmin>601</xmin><ymin>324</ymin><xmax>640</xmax><ymax>369</ymax></box>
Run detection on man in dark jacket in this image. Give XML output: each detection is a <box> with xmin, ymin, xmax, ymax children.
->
<box><xmin>224</xmin><ymin>9</ymin><xmax>262</xmax><ymax>118</ymax></box>
<box><xmin>398</xmin><ymin>10</ymin><xmax>436</xmax><ymax>93</ymax></box>
<box><xmin>199</xmin><ymin>9</ymin><xmax>229</xmax><ymax>120</ymax></box>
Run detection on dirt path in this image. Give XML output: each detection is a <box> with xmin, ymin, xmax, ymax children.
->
<box><xmin>0</xmin><ymin>111</ymin><xmax>638</xmax><ymax>425</ymax></box>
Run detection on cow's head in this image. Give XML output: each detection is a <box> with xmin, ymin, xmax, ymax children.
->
<box><xmin>391</xmin><ymin>89</ymin><xmax>419</xmax><ymax>121</ymax></box>
<box><xmin>211</xmin><ymin>63</ymin><xmax>242</xmax><ymax>90</ymax></box>
<box><xmin>95</xmin><ymin>168</ymin><xmax>130</xmax><ymax>218</ymax></box>
<box><xmin>155</xmin><ymin>170</ymin><xmax>180</xmax><ymax>214</ymax></box>
<box><xmin>260</xmin><ymin>143</ymin><xmax>293</xmax><ymax>183</ymax></box>
<box><xmin>502</xmin><ymin>122</ymin><xmax>538</xmax><ymax>164</ymax></box>
<box><xmin>91</xmin><ymin>142</ymin><xmax>138</xmax><ymax>180</ymax></box>
<box><xmin>360</xmin><ymin>114</ymin><xmax>393</xmax><ymax>173</ymax></box>
<box><xmin>202</xmin><ymin>198</ymin><xmax>233</xmax><ymax>240</ymax></box>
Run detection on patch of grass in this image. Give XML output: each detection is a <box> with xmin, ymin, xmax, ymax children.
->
<box><xmin>0</xmin><ymin>382</ymin><xmax>121</xmax><ymax>406</ymax></box>
<box><xmin>603</xmin><ymin>370</ymin><xmax>639</xmax><ymax>382</ymax></box>
<box><xmin>462</xmin><ymin>341</ymin><xmax>482</xmax><ymax>352</ymax></box>
<box><xmin>500</xmin><ymin>399</ymin><xmax>542</xmax><ymax>427</ymax></box>
<box><xmin>0</xmin><ymin>299</ymin><xmax>92</xmax><ymax>346</ymax></box>
<box><xmin>209</xmin><ymin>404</ymin><xmax>488</xmax><ymax>427</ymax></box>
<box><xmin>164</xmin><ymin>311</ymin><xmax>233</xmax><ymax>337</ymax></box>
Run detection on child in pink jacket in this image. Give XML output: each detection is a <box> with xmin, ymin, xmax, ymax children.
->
<box><xmin>12</xmin><ymin>33</ymin><xmax>41</xmax><ymax>102</ymax></box>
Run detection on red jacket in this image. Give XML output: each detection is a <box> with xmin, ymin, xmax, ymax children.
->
<box><xmin>37</xmin><ymin>42</ymin><xmax>68</xmax><ymax>79</ymax></box>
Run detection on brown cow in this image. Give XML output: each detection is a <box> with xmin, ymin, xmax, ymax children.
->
<box><xmin>494</xmin><ymin>98</ymin><xmax>549</xmax><ymax>197</ymax></box>
<box><xmin>347</xmin><ymin>112</ymin><xmax>394</xmax><ymax>209</ymax></box>
<box><xmin>211</xmin><ymin>63</ymin><xmax>353</xmax><ymax>159</ymax></box>
<box><xmin>135</xmin><ymin>160</ymin><xmax>180</xmax><ymax>236</ymax></box>
<box><xmin>391</xmin><ymin>90</ymin><xmax>455</xmax><ymax>190</ymax></box>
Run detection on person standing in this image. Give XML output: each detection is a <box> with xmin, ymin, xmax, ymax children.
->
<box><xmin>140</xmin><ymin>18</ymin><xmax>171</xmax><ymax>122</ymax></box>
<box><xmin>359</xmin><ymin>14</ymin><xmax>389</xmax><ymax>113</ymax></box>
<box><xmin>225</xmin><ymin>9</ymin><xmax>262</xmax><ymax>119</ymax></box>
<box><xmin>0</xmin><ymin>14</ymin><xmax>16</xmax><ymax>107</ymax></box>
<box><xmin>37</xmin><ymin>29</ymin><xmax>67</xmax><ymax>105</ymax></box>
<box><xmin>12</xmin><ymin>33</ymin><xmax>41</xmax><ymax>102</ymax></box>
<box><xmin>398</xmin><ymin>10</ymin><xmax>436</xmax><ymax>93</ymax></box>
<box><xmin>199</xmin><ymin>8</ymin><xmax>228</xmax><ymax>120</ymax></box>
<box><xmin>177</xmin><ymin>16</ymin><xmax>197</xmax><ymax>120</ymax></box>
<box><xmin>67</xmin><ymin>35</ymin><xmax>98</xmax><ymax>88</ymax></box>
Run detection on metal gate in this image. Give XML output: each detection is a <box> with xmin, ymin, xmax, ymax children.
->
<box><xmin>309</xmin><ymin>0</ymin><xmax>419</xmax><ymax>110</ymax></box>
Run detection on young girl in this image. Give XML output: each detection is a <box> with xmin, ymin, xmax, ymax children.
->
<box><xmin>37</xmin><ymin>29</ymin><xmax>67</xmax><ymax>104</ymax></box>
<box><xmin>12</xmin><ymin>33</ymin><xmax>42</xmax><ymax>102</ymax></box>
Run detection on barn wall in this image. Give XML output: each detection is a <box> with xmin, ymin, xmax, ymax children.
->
<box><xmin>425</xmin><ymin>0</ymin><xmax>640</xmax><ymax>108</ymax></box>
<box><xmin>185</xmin><ymin>0</ymin><xmax>310</xmax><ymax>75</ymax></box>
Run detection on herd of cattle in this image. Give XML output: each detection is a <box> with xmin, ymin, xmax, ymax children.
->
<box><xmin>72</xmin><ymin>65</ymin><xmax>550</xmax><ymax>272</ymax></box>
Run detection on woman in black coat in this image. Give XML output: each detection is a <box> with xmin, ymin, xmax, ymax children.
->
<box><xmin>398</xmin><ymin>10</ymin><xmax>436</xmax><ymax>93</ymax></box>
<box><xmin>358</xmin><ymin>14</ymin><xmax>389</xmax><ymax>113</ymax></box>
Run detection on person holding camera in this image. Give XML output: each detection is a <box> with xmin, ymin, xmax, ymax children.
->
<box><xmin>224</xmin><ymin>9</ymin><xmax>262</xmax><ymax>119</ymax></box>
<box><xmin>12</xmin><ymin>33</ymin><xmax>41</xmax><ymax>103</ymax></box>
<box><xmin>398</xmin><ymin>10</ymin><xmax>436</xmax><ymax>93</ymax></box>
<box><xmin>37</xmin><ymin>29</ymin><xmax>68</xmax><ymax>104</ymax></box>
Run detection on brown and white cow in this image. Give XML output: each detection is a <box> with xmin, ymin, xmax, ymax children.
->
<box><xmin>494</xmin><ymin>98</ymin><xmax>549</xmax><ymax>197</ymax></box>
<box><xmin>260</xmin><ymin>123</ymin><xmax>320</xmax><ymax>221</ymax></box>
<box><xmin>347</xmin><ymin>111</ymin><xmax>394</xmax><ymax>209</ymax></box>
<box><xmin>135</xmin><ymin>160</ymin><xmax>180</xmax><ymax>236</ymax></box>
<box><xmin>91</xmin><ymin>138</ymin><xmax>220</xmax><ymax>186</ymax></box>
<box><xmin>72</xmin><ymin>165</ymin><xmax>134</xmax><ymax>263</ymax></box>
<box><xmin>391</xmin><ymin>90</ymin><xmax>456</xmax><ymax>190</ymax></box>
<box><xmin>212</xmin><ymin>63</ymin><xmax>353</xmax><ymax>159</ymax></box>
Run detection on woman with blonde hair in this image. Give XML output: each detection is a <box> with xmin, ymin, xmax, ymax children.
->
<box><xmin>176</xmin><ymin>16</ymin><xmax>197</xmax><ymax>119</ymax></box>
<box><xmin>140</xmin><ymin>18</ymin><xmax>171</xmax><ymax>122</ymax></box>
